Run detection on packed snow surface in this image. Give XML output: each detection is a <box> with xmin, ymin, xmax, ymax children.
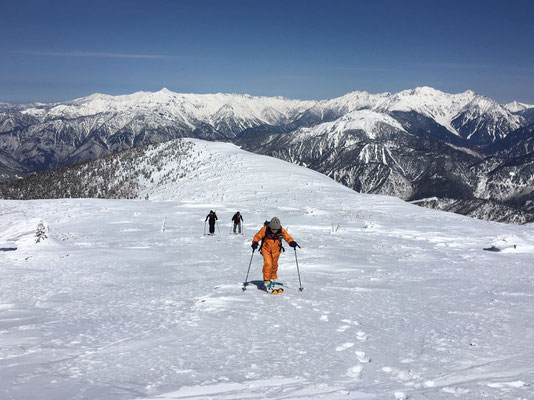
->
<box><xmin>1</xmin><ymin>140</ymin><xmax>533</xmax><ymax>400</ymax></box>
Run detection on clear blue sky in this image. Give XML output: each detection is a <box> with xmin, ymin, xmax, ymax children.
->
<box><xmin>2</xmin><ymin>0</ymin><xmax>534</xmax><ymax>103</ymax></box>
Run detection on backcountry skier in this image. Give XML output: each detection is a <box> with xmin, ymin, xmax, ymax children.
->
<box><xmin>205</xmin><ymin>210</ymin><xmax>218</xmax><ymax>235</ymax></box>
<box><xmin>251</xmin><ymin>217</ymin><xmax>298</xmax><ymax>294</ymax></box>
<box><xmin>232</xmin><ymin>211</ymin><xmax>243</xmax><ymax>234</ymax></box>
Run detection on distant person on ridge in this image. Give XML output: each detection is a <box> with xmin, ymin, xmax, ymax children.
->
<box><xmin>251</xmin><ymin>217</ymin><xmax>299</xmax><ymax>294</ymax></box>
<box><xmin>232</xmin><ymin>211</ymin><xmax>243</xmax><ymax>234</ymax></box>
<box><xmin>205</xmin><ymin>210</ymin><xmax>218</xmax><ymax>235</ymax></box>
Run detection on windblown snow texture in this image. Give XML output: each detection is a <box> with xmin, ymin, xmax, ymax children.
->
<box><xmin>1</xmin><ymin>140</ymin><xmax>533</xmax><ymax>399</ymax></box>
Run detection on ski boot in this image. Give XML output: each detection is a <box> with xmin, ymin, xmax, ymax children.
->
<box><xmin>264</xmin><ymin>280</ymin><xmax>274</xmax><ymax>294</ymax></box>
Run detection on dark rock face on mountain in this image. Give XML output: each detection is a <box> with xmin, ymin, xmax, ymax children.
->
<box><xmin>517</xmin><ymin>108</ymin><xmax>534</xmax><ymax>125</ymax></box>
<box><xmin>236</xmin><ymin>111</ymin><xmax>479</xmax><ymax>201</ymax></box>
<box><xmin>387</xmin><ymin>111</ymin><xmax>468</xmax><ymax>146</ymax></box>
<box><xmin>487</xmin><ymin>124</ymin><xmax>534</xmax><ymax>159</ymax></box>
<box><xmin>411</xmin><ymin>198</ymin><xmax>532</xmax><ymax>224</ymax></box>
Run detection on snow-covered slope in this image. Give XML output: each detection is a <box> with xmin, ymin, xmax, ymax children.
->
<box><xmin>1</xmin><ymin>140</ymin><xmax>533</xmax><ymax>400</ymax></box>
<box><xmin>290</xmin><ymin>109</ymin><xmax>407</xmax><ymax>141</ymax></box>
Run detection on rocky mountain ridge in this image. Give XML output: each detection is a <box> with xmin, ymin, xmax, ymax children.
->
<box><xmin>236</xmin><ymin>109</ymin><xmax>534</xmax><ymax>224</ymax></box>
<box><xmin>1</xmin><ymin>87</ymin><xmax>533</xmax><ymax>223</ymax></box>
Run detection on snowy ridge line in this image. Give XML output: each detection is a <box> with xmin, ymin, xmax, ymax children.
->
<box><xmin>3</xmin><ymin>86</ymin><xmax>523</xmax><ymax>144</ymax></box>
<box><xmin>0</xmin><ymin>138</ymin><xmax>357</xmax><ymax>203</ymax></box>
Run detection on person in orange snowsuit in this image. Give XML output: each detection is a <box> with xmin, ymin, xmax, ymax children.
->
<box><xmin>251</xmin><ymin>217</ymin><xmax>298</xmax><ymax>293</ymax></box>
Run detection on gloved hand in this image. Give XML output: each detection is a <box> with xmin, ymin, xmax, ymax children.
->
<box><xmin>289</xmin><ymin>241</ymin><xmax>299</xmax><ymax>248</ymax></box>
<box><xmin>251</xmin><ymin>241</ymin><xmax>259</xmax><ymax>251</ymax></box>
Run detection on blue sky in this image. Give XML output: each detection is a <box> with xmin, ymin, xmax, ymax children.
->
<box><xmin>2</xmin><ymin>0</ymin><xmax>534</xmax><ymax>103</ymax></box>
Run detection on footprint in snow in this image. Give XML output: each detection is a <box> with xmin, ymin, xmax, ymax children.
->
<box><xmin>382</xmin><ymin>366</ymin><xmax>421</xmax><ymax>385</ymax></box>
<box><xmin>337</xmin><ymin>319</ymin><xmax>359</xmax><ymax>332</ymax></box>
<box><xmin>346</xmin><ymin>365</ymin><xmax>363</xmax><ymax>379</ymax></box>
<box><xmin>356</xmin><ymin>331</ymin><xmax>369</xmax><ymax>341</ymax></box>
<box><xmin>335</xmin><ymin>342</ymin><xmax>355</xmax><ymax>351</ymax></box>
<box><xmin>355</xmin><ymin>350</ymin><xmax>371</xmax><ymax>363</ymax></box>
<box><xmin>441</xmin><ymin>386</ymin><xmax>470</xmax><ymax>396</ymax></box>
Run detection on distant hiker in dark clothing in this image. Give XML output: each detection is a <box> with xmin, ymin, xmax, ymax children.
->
<box><xmin>232</xmin><ymin>211</ymin><xmax>243</xmax><ymax>234</ymax></box>
<box><xmin>205</xmin><ymin>210</ymin><xmax>218</xmax><ymax>235</ymax></box>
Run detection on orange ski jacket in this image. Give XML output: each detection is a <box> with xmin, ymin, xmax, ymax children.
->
<box><xmin>253</xmin><ymin>226</ymin><xmax>294</xmax><ymax>254</ymax></box>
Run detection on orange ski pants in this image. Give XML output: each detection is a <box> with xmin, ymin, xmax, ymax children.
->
<box><xmin>262</xmin><ymin>247</ymin><xmax>281</xmax><ymax>281</ymax></box>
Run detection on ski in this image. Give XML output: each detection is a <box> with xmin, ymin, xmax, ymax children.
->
<box><xmin>263</xmin><ymin>287</ymin><xmax>284</xmax><ymax>295</ymax></box>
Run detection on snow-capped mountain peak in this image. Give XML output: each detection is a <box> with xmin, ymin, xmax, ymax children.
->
<box><xmin>293</xmin><ymin>109</ymin><xmax>406</xmax><ymax>141</ymax></box>
<box><xmin>370</xmin><ymin>87</ymin><xmax>521</xmax><ymax>142</ymax></box>
<box><xmin>505</xmin><ymin>100</ymin><xmax>534</xmax><ymax>113</ymax></box>
<box><xmin>371</xmin><ymin>87</ymin><xmax>470</xmax><ymax>134</ymax></box>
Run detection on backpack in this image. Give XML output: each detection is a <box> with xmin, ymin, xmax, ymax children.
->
<box><xmin>259</xmin><ymin>226</ymin><xmax>285</xmax><ymax>254</ymax></box>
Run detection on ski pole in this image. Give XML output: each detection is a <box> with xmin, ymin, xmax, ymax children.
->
<box><xmin>294</xmin><ymin>246</ymin><xmax>303</xmax><ymax>291</ymax></box>
<box><xmin>242</xmin><ymin>250</ymin><xmax>255</xmax><ymax>291</ymax></box>
<box><xmin>203</xmin><ymin>221</ymin><xmax>207</xmax><ymax>235</ymax></box>
<box><xmin>217</xmin><ymin>221</ymin><xmax>220</xmax><ymax>234</ymax></box>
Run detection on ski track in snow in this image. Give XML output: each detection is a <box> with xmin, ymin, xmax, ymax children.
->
<box><xmin>1</xmin><ymin>140</ymin><xmax>534</xmax><ymax>399</ymax></box>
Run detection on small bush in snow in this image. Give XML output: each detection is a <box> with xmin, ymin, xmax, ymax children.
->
<box><xmin>36</xmin><ymin>221</ymin><xmax>47</xmax><ymax>243</ymax></box>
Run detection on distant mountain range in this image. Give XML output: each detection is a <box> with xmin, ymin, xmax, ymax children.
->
<box><xmin>1</xmin><ymin>87</ymin><xmax>533</xmax><ymax>223</ymax></box>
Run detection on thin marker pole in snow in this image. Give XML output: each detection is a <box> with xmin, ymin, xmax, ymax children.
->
<box><xmin>242</xmin><ymin>250</ymin><xmax>255</xmax><ymax>291</ymax></box>
<box><xmin>294</xmin><ymin>246</ymin><xmax>303</xmax><ymax>291</ymax></box>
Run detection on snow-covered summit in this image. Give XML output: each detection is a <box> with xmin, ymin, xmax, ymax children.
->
<box><xmin>371</xmin><ymin>88</ymin><xmax>476</xmax><ymax>132</ymax></box>
<box><xmin>367</xmin><ymin>87</ymin><xmax>523</xmax><ymax>141</ymax></box>
<box><xmin>505</xmin><ymin>100</ymin><xmax>534</xmax><ymax>112</ymax></box>
<box><xmin>292</xmin><ymin>109</ymin><xmax>406</xmax><ymax>141</ymax></box>
<box><xmin>32</xmin><ymin>88</ymin><xmax>315</xmax><ymax>126</ymax></box>
<box><xmin>317</xmin><ymin>90</ymin><xmax>391</xmax><ymax>114</ymax></box>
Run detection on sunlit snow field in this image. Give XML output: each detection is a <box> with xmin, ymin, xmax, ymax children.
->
<box><xmin>1</xmin><ymin>140</ymin><xmax>533</xmax><ymax>399</ymax></box>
